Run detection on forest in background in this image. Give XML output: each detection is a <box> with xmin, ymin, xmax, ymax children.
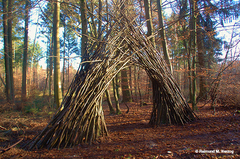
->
<box><xmin>0</xmin><ymin>0</ymin><xmax>239</xmax><ymax>113</ymax></box>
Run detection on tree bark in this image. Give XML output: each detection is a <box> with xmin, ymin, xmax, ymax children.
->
<box><xmin>143</xmin><ymin>0</ymin><xmax>155</xmax><ymax>47</ymax></box>
<box><xmin>8</xmin><ymin>0</ymin><xmax>15</xmax><ymax>103</ymax></box>
<box><xmin>113</xmin><ymin>77</ymin><xmax>121</xmax><ymax>114</ymax></box>
<box><xmin>22</xmin><ymin>0</ymin><xmax>29</xmax><ymax>101</ymax></box>
<box><xmin>53</xmin><ymin>0</ymin><xmax>62</xmax><ymax>108</ymax></box>
<box><xmin>80</xmin><ymin>0</ymin><xmax>88</xmax><ymax>62</ymax></box>
<box><xmin>98</xmin><ymin>0</ymin><xmax>102</xmax><ymax>38</ymax></box>
<box><xmin>134</xmin><ymin>64</ymin><xmax>138</xmax><ymax>101</ymax></box>
<box><xmin>49</xmin><ymin>31</ymin><xmax>53</xmax><ymax>97</ymax></box>
<box><xmin>62</xmin><ymin>16</ymin><xmax>66</xmax><ymax>97</ymax></box>
<box><xmin>197</xmin><ymin>16</ymin><xmax>207</xmax><ymax>101</ymax></box>
<box><xmin>129</xmin><ymin>66</ymin><xmax>134</xmax><ymax>101</ymax></box>
<box><xmin>157</xmin><ymin>0</ymin><xmax>172</xmax><ymax>73</ymax></box>
<box><xmin>105</xmin><ymin>90</ymin><xmax>115</xmax><ymax>114</ymax></box>
<box><xmin>189</xmin><ymin>0</ymin><xmax>197</xmax><ymax>111</ymax></box>
<box><xmin>121</xmin><ymin>68</ymin><xmax>132</xmax><ymax>102</ymax></box>
<box><xmin>2</xmin><ymin>0</ymin><xmax>10</xmax><ymax>102</ymax></box>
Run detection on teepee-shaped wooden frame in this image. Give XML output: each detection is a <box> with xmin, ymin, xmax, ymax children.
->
<box><xmin>26</xmin><ymin>8</ymin><xmax>197</xmax><ymax>150</ymax></box>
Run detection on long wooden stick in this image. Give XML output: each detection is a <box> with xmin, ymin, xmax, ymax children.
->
<box><xmin>0</xmin><ymin>138</ymin><xmax>23</xmax><ymax>154</ymax></box>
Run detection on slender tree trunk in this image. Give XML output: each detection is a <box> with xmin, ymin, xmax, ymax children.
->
<box><xmin>98</xmin><ymin>0</ymin><xmax>102</xmax><ymax>38</ymax></box>
<box><xmin>138</xmin><ymin>68</ymin><xmax>143</xmax><ymax>107</ymax></box>
<box><xmin>143</xmin><ymin>0</ymin><xmax>155</xmax><ymax>47</ymax></box>
<box><xmin>129</xmin><ymin>66</ymin><xmax>134</xmax><ymax>101</ymax></box>
<box><xmin>134</xmin><ymin>64</ymin><xmax>138</xmax><ymax>101</ymax></box>
<box><xmin>36</xmin><ymin>64</ymin><xmax>39</xmax><ymax>89</ymax></box>
<box><xmin>183</xmin><ymin>58</ymin><xmax>187</xmax><ymax>95</ymax></box>
<box><xmin>89</xmin><ymin>0</ymin><xmax>97</xmax><ymax>38</ymax></box>
<box><xmin>197</xmin><ymin>17</ymin><xmax>206</xmax><ymax>101</ymax></box>
<box><xmin>80</xmin><ymin>0</ymin><xmax>88</xmax><ymax>62</ymax></box>
<box><xmin>187</xmin><ymin>50</ymin><xmax>192</xmax><ymax>103</ymax></box>
<box><xmin>105</xmin><ymin>90</ymin><xmax>115</xmax><ymax>114</ymax></box>
<box><xmin>49</xmin><ymin>32</ymin><xmax>53</xmax><ymax>97</ymax></box>
<box><xmin>121</xmin><ymin>68</ymin><xmax>132</xmax><ymax>102</ymax></box>
<box><xmin>189</xmin><ymin>0</ymin><xmax>197</xmax><ymax>111</ymax></box>
<box><xmin>8</xmin><ymin>0</ymin><xmax>15</xmax><ymax>103</ymax></box>
<box><xmin>106</xmin><ymin>0</ymin><xmax>109</xmax><ymax>30</ymax></box>
<box><xmin>53</xmin><ymin>0</ymin><xmax>62</xmax><ymax>108</ymax></box>
<box><xmin>22</xmin><ymin>0</ymin><xmax>29</xmax><ymax>101</ymax></box>
<box><xmin>62</xmin><ymin>17</ymin><xmax>66</xmax><ymax>97</ymax></box>
<box><xmin>3</xmin><ymin>0</ymin><xmax>10</xmax><ymax>102</ymax></box>
<box><xmin>157</xmin><ymin>0</ymin><xmax>172</xmax><ymax>73</ymax></box>
<box><xmin>67</xmin><ymin>41</ymin><xmax>70</xmax><ymax>87</ymax></box>
<box><xmin>44</xmin><ymin>64</ymin><xmax>49</xmax><ymax>96</ymax></box>
<box><xmin>113</xmin><ymin>77</ymin><xmax>121</xmax><ymax>114</ymax></box>
<box><xmin>29</xmin><ymin>12</ymin><xmax>39</xmax><ymax>96</ymax></box>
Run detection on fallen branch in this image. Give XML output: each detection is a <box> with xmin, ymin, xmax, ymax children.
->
<box><xmin>0</xmin><ymin>138</ymin><xmax>23</xmax><ymax>154</ymax></box>
<box><xmin>0</xmin><ymin>125</ymin><xmax>7</xmax><ymax>130</ymax></box>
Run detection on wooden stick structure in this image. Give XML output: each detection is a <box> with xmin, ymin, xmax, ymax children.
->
<box><xmin>26</xmin><ymin>4</ymin><xmax>197</xmax><ymax>150</ymax></box>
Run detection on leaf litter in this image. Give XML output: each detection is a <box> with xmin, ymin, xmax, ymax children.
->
<box><xmin>0</xmin><ymin>102</ymin><xmax>239</xmax><ymax>158</ymax></box>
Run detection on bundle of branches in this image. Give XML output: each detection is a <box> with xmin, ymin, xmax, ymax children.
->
<box><xmin>26</xmin><ymin>3</ymin><xmax>197</xmax><ymax>150</ymax></box>
<box><xmin>116</xmin><ymin>15</ymin><xmax>197</xmax><ymax>125</ymax></box>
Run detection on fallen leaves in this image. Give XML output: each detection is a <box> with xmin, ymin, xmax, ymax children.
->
<box><xmin>0</xmin><ymin>102</ymin><xmax>239</xmax><ymax>158</ymax></box>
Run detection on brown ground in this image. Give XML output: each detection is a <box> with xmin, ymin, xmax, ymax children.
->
<box><xmin>0</xmin><ymin>102</ymin><xmax>239</xmax><ymax>159</ymax></box>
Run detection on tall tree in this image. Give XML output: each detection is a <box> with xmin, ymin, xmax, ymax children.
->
<box><xmin>8</xmin><ymin>0</ymin><xmax>15</xmax><ymax>103</ymax></box>
<box><xmin>53</xmin><ymin>0</ymin><xmax>62</xmax><ymax>108</ymax></box>
<box><xmin>120</xmin><ymin>0</ymin><xmax>132</xmax><ymax>103</ymax></box>
<box><xmin>143</xmin><ymin>0</ymin><xmax>155</xmax><ymax>47</ymax></box>
<box><xmin>49</xmin><ymin>32</ymin><xmax>53</xmax><ymax>97</ymax></box>
<box><xmin>121</xmin><ymin>68</ymin><xmax>132</xmax><ymax>102</ymax></box>
<box><xmin>196</xmin><ymin>16</ymin><xmax>206</xmax><ymax>101</ymax></box>
<box><xmin>113</xmin><ymin>76</ymin><xmax>121</xmax><ymax>114</ymax></box>
<box><xmin>61</xmin><ymin>16</ymin><xmax>66</xmax><ymax>96</ymax></box>
<box><xmin>2</xmin><ymin>0</ymin><xmax>10</xmax><ymax>102</ymax></box>
<box><xmin>22</xmin><ymin>0</ymin><xmax>30</xmax><ymax>101</ymax></box>
<box><xmin>80</xmin><ymin>0</ymin><xmax>88</xmax><ymax>62</ymax></box>
<box><xmin>157</xmin><ymin>0</ymin><xmax>173</xmax><ymax>73</ymax></box>
<box><xmin>189</xmin><ymin>0</ymin><xmax>197</xmax><ymax>111</ymax></box>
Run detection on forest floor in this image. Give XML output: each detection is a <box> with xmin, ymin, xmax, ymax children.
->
<box><xmin>0</xmin><ymin>100</ymin><xmax>240</xmax><ymax>159</ymax></box>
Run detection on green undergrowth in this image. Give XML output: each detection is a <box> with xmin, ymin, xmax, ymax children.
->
<box><xmin>24</xmin><ymin>95</ymin><xmax>55</xmax><ymax>116</ymax></box>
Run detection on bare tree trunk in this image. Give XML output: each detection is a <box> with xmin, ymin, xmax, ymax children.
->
<box><xmin>22</xmin><ymin>0</ymin><xmax>29</xmax><ymax>101</ymax></box>
<box><xmin>143</xmin><ymin>0</ymin><xmax>155</xmax><ymax>47</ymax></box>
<box><xmin>197</xmin><ymin>17</ymin><xmax>206</xmax><ymax>101</ymax></box>
<box><xmin>80</xmin><ymin>0</ymin><xmax>88</xmax><ymax>62</ymax></box>
<box><xmin>157</xmin><ymin>0</ymin><xmax>172</xmax><ymax>73</ymax></box>
<box><xmin>49</xmin><ymin>32</ymin><xmax>53</xmax><ymax>97</ymax></box>
<box><xmin>44</xmin><ymin>65</ymin><xmax>49</xmax><ymax>96</ymax></box>
<box><xmin>129</xmin><ymin>66</ymin><xmax>134</xmax><ymax>101</ymax></box>
<box><xmin>62</xmin><ymin>16</ymin><xmax>66</xmax><ymax>97</ymax></box>
<box><xmin>113</xmin><ymin>77</ymin><xmax>121</xmax><ymax>114</ymax></box>
<box><xmin>138</xmin><ymin>68</ymin><xmax>143</xmax><ymax>107</ymax></box>
<box><xmin>8</xmin><ymin>0</ymin><xmax>15</xmax><ymax>103</ymax></box>
<box><xmin>53</xmin><ymin>0</ymin><xmax>62</xmax><ymax>108</ymax></box>
<box><xmin>134</xmin><ymin>64</ymin><xmax>138</xmax><ymax>101</ymax></box>
<box><xmin>2</xmin><ymin>0</ymin><xmax>10</xmax><ymax>102</ymax></box>
<box><xmin>189</xmin><ymin>0</ymin><xmax>197</xmax><ymax>111</ymax></box>
<box><xmin>187</xmin><ymin>50</ymin><xmax>192</xmax><ymax>103</ymax></box>
<box><xmin>98</xmin><ymin>0</ymin><xmax>102</xmax><ymax>38</ymax></box>
<box><xmin>121</xmin><ymin>68</ymin><xmax>132</xmax><ymax>102</ymax></box>
<box><xmin>105</xmin><ymin>90</ymin><xmax>115</xmax><ymax>114</ymax></box>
